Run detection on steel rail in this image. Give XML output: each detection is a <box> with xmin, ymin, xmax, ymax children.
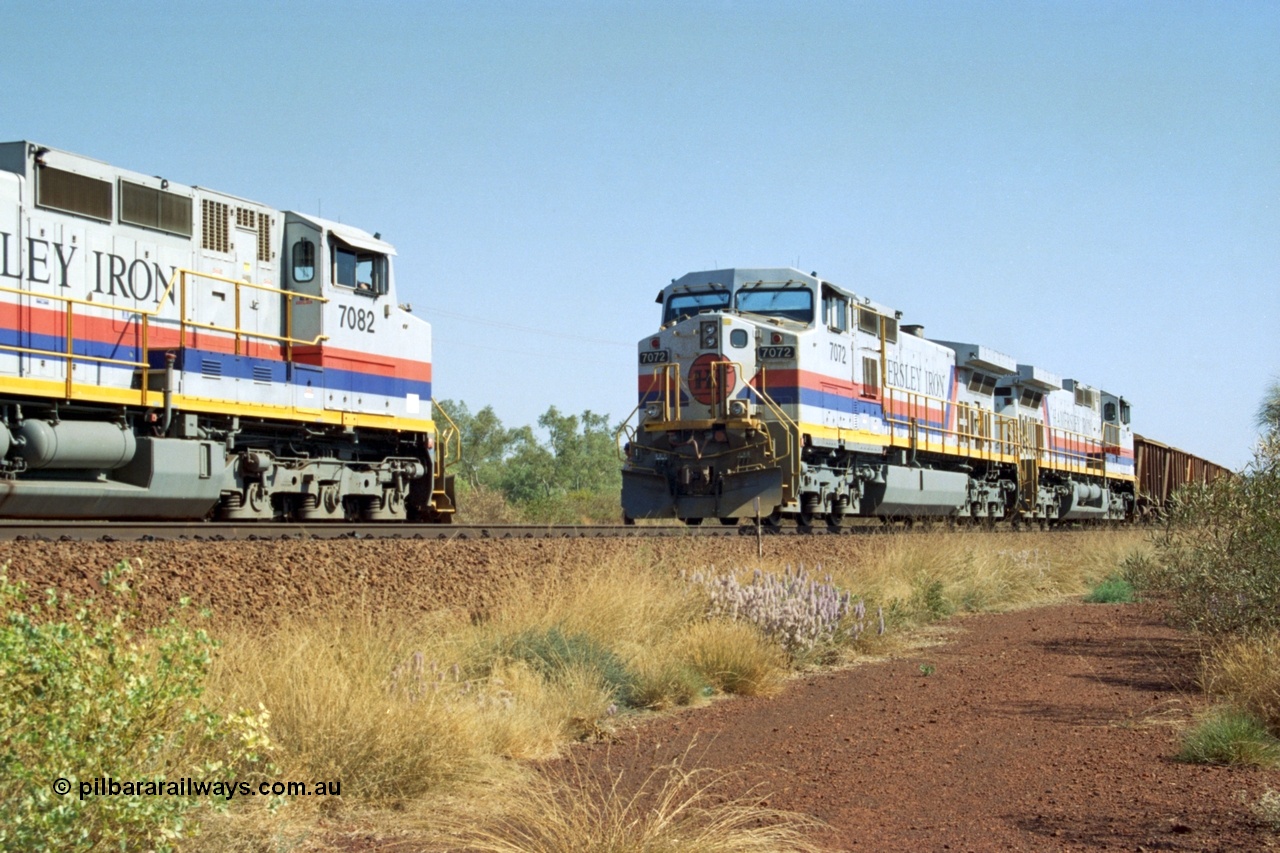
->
<box><xmin>0</xmin><ymin>521</ymin><xmax>743</xmax><ymax>542</ymax></box>
<box><xmin>0</xmin><ymin>519</ymin><xmax>1106</xmax><ymax>542</ymax></box>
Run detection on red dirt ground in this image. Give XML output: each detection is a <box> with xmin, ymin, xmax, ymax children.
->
<box><xmin>3</xmin><ymin>536</ymin><xmax>1277</xmax><ymax>849</ymax></box>
<box><xmin>569</xmin><ymin>601</ymin><xmax>1278</xmax><ymax>852</ymax></box>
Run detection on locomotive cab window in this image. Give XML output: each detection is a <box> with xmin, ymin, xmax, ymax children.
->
<box><xmin>735</xmin><ymin>287</ymin><xmax>813</xmax><ymax>325</ymax></box>
<box><xmin>663</xmin><ymin>290</ymin><xmax>730</xmax><ymax>325</ymax></box>
<box><xmin>332</xmin><ymin>241</ymin><xmax>386</xmax><ymax>296</ymax></box>
<box><xmin>292</xmin><ymin>239</ymin><xmax>315</xmax><ymax>283</ymax></box>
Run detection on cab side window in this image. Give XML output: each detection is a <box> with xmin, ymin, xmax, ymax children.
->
<box><xmin>822</xmin><ymin>287</ymin><xmax>848</xmax><ymax>332</ymax></box>
<box><xmin>332</xmin><ymin>243</ymin><xmax>385</xmax><ymax>295</ymax></box>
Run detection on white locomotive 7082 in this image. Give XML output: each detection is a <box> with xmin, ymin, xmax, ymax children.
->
<box><xmin>0</xmin><ymin>141</ymin><xmax>455</xmax><ymax>521</ymax></box>
<box><xmin>621</xmin><ymin>268</ymin><xmax>1134</xmax><ymax>529</ymax></box>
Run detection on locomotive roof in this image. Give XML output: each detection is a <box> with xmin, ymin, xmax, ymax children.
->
<box><xmin>0</xmin><ymin>140</ymin><xmax>270</xmax><ymax>210</ymax></box>
<box><xmin>662</xmin><ymin>267</ymin><xmax>896</xmax><ymax>316</ymax></box>
<box><xmin>0</xmin><ymin>141</ymin><xmax>398</xmax><ymax>256</ymax></box>
<box><xmin>292</xmin><ymin>213</ymin><xmax>397</xmax><ymax>256</ymax></box>
<box><xmin>933</xmin><ymin>341</ymin><xmax>1018</xmax><ymax>375</ymax></box>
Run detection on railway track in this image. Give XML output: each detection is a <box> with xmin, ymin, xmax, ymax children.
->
<box><xmin>0</xmin><ymin>520</ymin><xmax>750</xmax><ymax>542</ymax></box>
<box><xmin>0</xmin><ymin>518</ymin><xmax>1108</xmax><ymax>542</ymax></box>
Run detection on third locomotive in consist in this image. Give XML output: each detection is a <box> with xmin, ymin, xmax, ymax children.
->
<box><xmin>622</xmin><ymin>268</ymin><xmax>1142</xmax><ymax>529</ymax></box>
<box><xmin>0</xmin><ymin>141</ymin><xmax>454</xmax><ymax>521</ymax></box>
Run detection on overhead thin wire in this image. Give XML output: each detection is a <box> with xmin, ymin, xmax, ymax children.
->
<box><xmin>427</xmin><ymin>307</ymin><xmax>632</xmax><ymax>348</ymax></box>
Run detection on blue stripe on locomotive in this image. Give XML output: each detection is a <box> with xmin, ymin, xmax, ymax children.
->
<box><xmin>0</xmin><ymin>322</ymin><xmax>431</xmax><ymax>400</ymax></box>
<box><xmin>152</xmin><ymin>349</ymin><xmax>432</xmax><ymax>400</ymax></box>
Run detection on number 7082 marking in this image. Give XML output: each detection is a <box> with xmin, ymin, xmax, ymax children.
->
<box><xmin>339</xmin><ymin>305</ymin><xmax>376</xmax><ymax>333</ymax></box>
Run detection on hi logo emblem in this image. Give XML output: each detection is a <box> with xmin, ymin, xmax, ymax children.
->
<box><xmin>687</xmin><ymin>353</ymin><xmax>736</xmax><ymax>405</ymax></box>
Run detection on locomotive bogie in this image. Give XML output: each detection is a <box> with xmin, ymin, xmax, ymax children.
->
<box><xmin>0</xmin><ymin>141</ymin><xmax>453</xmax><ymax>521</ymax></box>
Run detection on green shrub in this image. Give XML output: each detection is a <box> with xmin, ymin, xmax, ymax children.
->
<box><xmin>1176</xmin><ymin>707</ymin><xmax>1280</xmax><ymax>768</ymax></box>
<box><xmin>1084</xmin><ymin>574</ymin><xmax>1135</xmax><ymax>604</ymax></box>
<box><xmin>495</xmin><ymin>626</ymin><xmax>637</xmax><ymax>707</ymax></box>
<box><xmin>886</xmin><ymin>576</ymin><xmax>954</xmax><ymax>625</ymax></box>
<box><xmin>0</xmin><ymin>563</ymin><xmax>272</xmax><ymax>851</ymax></box>
<box><xmin>1147</xmin><ymin>437</ymin><xmax>1279</xmax><ymax>635</ymax></box>
<box><xmin>912</xmin><ymin>577</ymin><xmax>954</xmax><ymax>620</ymax></box>
<box><xmin>1117</xmin><ymin>550</ymin><xmax>1160</xmax><ymax>593</ymax></box>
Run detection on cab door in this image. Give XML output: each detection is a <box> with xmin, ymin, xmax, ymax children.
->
<box><xmin>283</xmin><ymin>216</ymin><xmax>322</xmax><ymax>343</ymax></box>
<box><xmin>283</xmin><ymin>215</ymin><xmax>324</xmax><ymax>410</ymax></box>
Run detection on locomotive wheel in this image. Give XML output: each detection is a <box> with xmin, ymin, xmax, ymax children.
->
<box><xmin>247</xmin><ymin>482</ymin><xmax>270</xmax><ymax>515</ymax></box>
<box><xmin>797</xmin><ymin>512</ymin><xmax>816</xmax><ymax>534</ymax></box>
<box><xmin>826</xmin><ymin>512</ymin><xmax>843</xmax><ymax>533</ymax></box>
<box><xmin>761</xmin><ymin>509</ymin><xmax>782</xmax><ymax>532</ymax></box>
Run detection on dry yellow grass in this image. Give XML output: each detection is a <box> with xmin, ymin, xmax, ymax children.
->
<box><xmin>1201</xmin><ymin>631</ymin><xmax>1280</xmax><ymax>734</ymax></box>
<box><xmin>679</xmin><ymin>618</ymin><xmax>788</xmax><ymax>697</ymax></box>
<box><xmin>824</xmin><ymin>529</ymin><xmax>1147</xmax><ymax>612</ymax></box>
<box><xmin>209</xmin><ymin>609</ymin><xmax>484</xmax><ymax>799</ymax></box>
<box><xmin>424</xmin><ymin>749</ymin><xmax>827</xmax><ymax>853</ymax></box>
<box><xmin>191</xmin><ymin>527</ymin><xmax>1150</xmax><ymax>850</ymax></box>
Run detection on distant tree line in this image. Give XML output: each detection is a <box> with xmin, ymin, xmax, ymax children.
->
<box><xmin>435</xmin><ymin>399</ymin><xmax>623</xmax><ymax>524</ymax></box>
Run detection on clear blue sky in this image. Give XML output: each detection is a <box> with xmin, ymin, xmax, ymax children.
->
<box><xmin>3</xmin><ymin>0</ymin><xmax>1275</xmax><ymax>469</ymax></box>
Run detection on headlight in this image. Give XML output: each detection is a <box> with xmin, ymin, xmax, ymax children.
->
<box><xmin>728</xmin><ymin>400</ymin><xmax>749</xmax><ymax>417</ymax></box>
<box><xmin>645</xmin><ymin>404</ymin><xmax>662</xmax><ymax>419</ymax></box>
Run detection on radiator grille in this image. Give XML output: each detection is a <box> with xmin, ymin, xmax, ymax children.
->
<box><xmin>36</xmin><ymin>167</ymin><xmax>112</xmax><ymax>221</ymax></box>
<box><xmin>257</xmin><ymin>212</ymin><xmax>272</xmax><ymax>262</ymax></box>
<box><xmin>201</xmin><ymin>200</ymin><xmax>229</xmax><ymax>253</ymax></box>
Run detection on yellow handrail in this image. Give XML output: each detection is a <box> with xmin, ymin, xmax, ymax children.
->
<box><xmin>879</xmin><ymin>385</ymin><xmax>1114</xmax><ymax>476</ymax></box>
<box><xmin>0</xmin><ymin>268</ymin><xmax>334</xmax><ymax>403</ymax></box>
<box><xmin>623</xmin><ymin>359</ymin><xmax>798</xmax><ymax>501</ymax></box>
<box><xmin>430</xmin><ymin>398</ymin><xmax>462</xmax><ymax>471</ymax></box>
<box><xmin>165</xmin><ymin>269</ymin><xmax>330</xmax><ymax>359</ymax></box>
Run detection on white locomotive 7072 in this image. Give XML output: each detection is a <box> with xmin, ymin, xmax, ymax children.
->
<box><xmin>621</xmin><ymin>268</ymin><xmax>1134</xmax><ymax>529</ymax></box>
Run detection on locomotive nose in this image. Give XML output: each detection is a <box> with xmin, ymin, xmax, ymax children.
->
<box><xmin>687</xmin><ymin>316</ymin><xmax>758</xmax><ymax>416</ymax></box>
